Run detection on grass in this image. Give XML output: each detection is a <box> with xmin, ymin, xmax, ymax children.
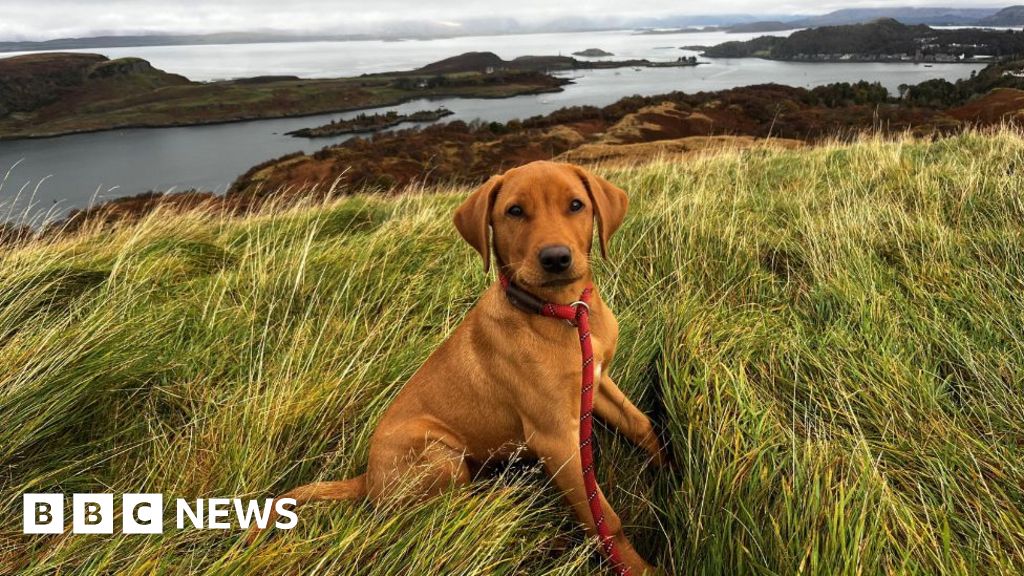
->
<box><xmin>1</xmin><ymin>129</ymin><xmax>1023</xmax><ymax>575</ymax></box>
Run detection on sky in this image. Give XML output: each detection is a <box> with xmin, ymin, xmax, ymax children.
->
<box><xmin>0</xmin><ymin>0</ymin><xmax>1009</xmax><ymax>41</ymax></box>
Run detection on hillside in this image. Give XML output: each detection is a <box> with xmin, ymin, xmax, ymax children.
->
<box><xmin>702</xmin><ymin>19</ymin><xmax>1024</xmax><ymax>61</ymax></box>
<box><xmin>726</xmin><ymin>7</ymin><xmax>1001</xmax><ymax>32</ymax></box>
<box><xmin>2</xmin><ymin>131</ymin><xmax>1023</xmax><ymax>575</ymax></box>
<box><xmin>792</xmin><ymin>7</ymin><xmax>999</xmax><ymax>27</ymax></box>
<box><xmin>0</xmin><ymin>52</ymin><xmax>190</xmax><ymax>118</ymax></box>
<box><xmin>979</xmin><ymin>5</ymin><xmax>1024</xmax><ymax>26</ymax></box>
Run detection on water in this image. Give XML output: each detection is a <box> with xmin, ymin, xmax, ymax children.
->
<box><xmin>0</xmin><ymin>29</ymin><xmax>987</xmax><ymax>219</ymax></box>
<box><xmin>0</xmin><ymin>29</ymin><xmax>799</xmax><ymax>81</ymax></box>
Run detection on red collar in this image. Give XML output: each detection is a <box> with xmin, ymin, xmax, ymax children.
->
<box><xmin>497</xmin><ymin>273</ymin><xmax>593</xmax><ymax>325</ymax></box>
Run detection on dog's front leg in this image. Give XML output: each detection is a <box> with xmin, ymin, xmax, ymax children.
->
<box><xmin>594</xmin><ymin>375</ymin><xmax>667</xmax><ymax>467</ymax></box>
<box><xmin>529</xmin><ymin>431</ymin><xmax>657</xmax><ymax>575</ymax></box>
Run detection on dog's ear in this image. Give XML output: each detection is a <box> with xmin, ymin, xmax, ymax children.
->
<box><xmin>572</xmin><ymin>166</ymin><xmax>628</xmax><ymax>258</ymax></box>
<box><xmin>454</xmin><ymin>175</ymin><xmax>503</xmax><ymax>272</ymax></box>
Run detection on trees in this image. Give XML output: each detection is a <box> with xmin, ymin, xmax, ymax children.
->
<box><xmin>810</xmin><ymin>81</ymin><xmax>891</xmax><ymax>107</ymax></box>
<box><xmin>904</xmin><ymin>79</ymin><xmax>960</xmax><ymax>107</ymax></box>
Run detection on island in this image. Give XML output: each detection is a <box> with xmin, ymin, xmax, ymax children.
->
<box><xmin>0</xmin><ymin>50</ymin><xmax>701</xmax><ymax>140</ymax></box>
<box><xmin>572</xmin><ymin>48</ymin><xmax>614</xmax><ymax>57</ymax></box>
<box><xmin>415</xmin><ymin>51</ymin><xmax>700</xmax><ymax>73</ymax></box>
<box><xmin>286</xmin><ymin>108</ymin><xmax>454</xmax><ymax>138</ymax></box>
<box><xmin>700</xmin><ymin>19</ymin><xmax>1024</xmax><ymax>62</ymax></box>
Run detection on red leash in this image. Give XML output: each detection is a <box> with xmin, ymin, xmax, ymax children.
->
<box><xmin>499</xmin><ymin>275</ymin><xmax>631</xmax><ymax>576</ymax></box>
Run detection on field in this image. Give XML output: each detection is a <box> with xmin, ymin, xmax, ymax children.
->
<box><xmin>1</xmin><ymin>130</ymin><xmax>1023</xmax><ymax>575</ymax></box>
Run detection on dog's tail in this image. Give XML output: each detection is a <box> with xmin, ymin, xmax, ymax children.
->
<box><xmin>246</xmin><ymin>473</ymin><xmax>367</xmax><ymax>545</ymax></box>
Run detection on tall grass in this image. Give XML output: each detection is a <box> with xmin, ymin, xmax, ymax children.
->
<box><xmin>1</xmin><ymin>130</ymin><xmax>1023</xmax><ymax>575</ymax></box>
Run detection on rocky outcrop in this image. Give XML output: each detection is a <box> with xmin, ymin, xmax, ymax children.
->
<box><xmin>599</xmin><ymin>102</ymin><xmax>714</xmax><ymax>144</ymax></box>
<box><xmin>0</xmin><ymin>52</ymin><xmax>190</xmax><ymax>120</ymax></box>
<box><xmin>87</xmin><ymin>57</ymin><xmax>160</xmax><ymax>79</ymax></box>
<box><xmin>0</xmin><ymin>53</ymin><xmax>107</xmax><ymax>117</ymax></box>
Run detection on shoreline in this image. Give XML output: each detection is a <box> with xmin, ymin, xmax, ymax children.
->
<box><xmin>701</xmin><ymin>55</ymin><xmax>996</xmax><ymax>65</ymax></box>
<box><xmin>0</xmin><ymin>84</ymin><xmax>567</xmax><ymax>143</ymax></box>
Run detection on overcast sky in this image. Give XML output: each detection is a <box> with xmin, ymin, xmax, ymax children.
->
<box><xmin>0</xmin><ymin>0</ymin><xmax>1008</xmax><ymax>41</ymax></box>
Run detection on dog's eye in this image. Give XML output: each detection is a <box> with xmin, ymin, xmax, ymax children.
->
<box><xmin>570</xmin><ymin>199</ymin><xmax>585</xmax><ymax>213</ymax></box>
<box><xmin>506</xmin><ymin>205</ymin><xmax>524</xmax><ymax>217</ymax></box>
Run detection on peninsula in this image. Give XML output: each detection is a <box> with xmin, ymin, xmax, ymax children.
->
<box><xmin>286</xmin><ymin>108</ymin><xmax>455</xmax><ymax>138</ymax></box>
<box><xmin>0</xmin><ymin>50</ymin><xmax>701</xmax><ymax>140</ymax></box>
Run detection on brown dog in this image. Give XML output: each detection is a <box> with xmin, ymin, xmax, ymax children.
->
<box><xmin>249</xmin><ymin>161</ymin><xmax>666</xmax><ymax>574</ymax></box>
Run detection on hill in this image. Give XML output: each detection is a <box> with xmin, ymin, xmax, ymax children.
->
<box><xmin>698</xmin><ymin>6</ymin><xmax>1003</xmax><ymax>33</ymax></box>
<box><xmin>3</xmin><ymin>131</ymin><xmax>1023</xmax><ymax>574</ymax></box>
<box><xmin>978</xmin><ymin>5</ymin><xmax>1024</xmax><ymax>26</ymax></box>
<box><xmin>725</xmin><ymin>21</ymin><xmax>799</xmax><ymax>33</ymax></box>
<box><xmin>0</xmin><ymin>32</ymin><xmax>380</xmax><ymax>53</ymax></box>
<box><xmin>0</xmin><ymin>52</ymin><xmax>190</xmax><ymax>118</ymax></box>
<box><xmin>413</xmin><ymin>51</ymin><xmax>698</xmax><ymax>74</ymax></box>
<box><xmin>792</xmin><ymin>7</ymin><xmax>1000</xmax><ymax>27</ymax></box>
<box><xmin>0</xmin><ymin>7</ymin><xmax>1008</xmax><ymax>53</ymax></box>
<box><xmin>702</xmin><ymin>19</ymin><xmax>1024</xmax><ymax>61</ymax></box>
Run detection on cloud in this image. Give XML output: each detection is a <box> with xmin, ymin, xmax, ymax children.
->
<box><xmin>0</xmin><ymin>0</ymin><xmax>1005</xmax><ymax>41</ymax></box>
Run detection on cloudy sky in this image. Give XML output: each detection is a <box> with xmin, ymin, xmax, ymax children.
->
<box><xmin>0</xmin><ymin>0</ymin><xmax>1007</xmax><ymax>41</ymax></box>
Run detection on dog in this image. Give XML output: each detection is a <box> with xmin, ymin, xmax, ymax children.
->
<box><xmin>248</xmin><ymin>161</ymin><xmax>667</xmax><ymax>574</ymax></box>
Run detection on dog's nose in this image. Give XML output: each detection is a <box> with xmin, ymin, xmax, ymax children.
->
<box><xmin>538</xmin><ymin>245</ymin><xmax>573</xmax><ymax>273</ymax></box>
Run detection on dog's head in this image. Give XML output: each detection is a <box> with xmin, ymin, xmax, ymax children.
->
<box><xmin>454</xmin><ymin>161</ymin><xmax>628</xmax><ymax>292</ymax></box>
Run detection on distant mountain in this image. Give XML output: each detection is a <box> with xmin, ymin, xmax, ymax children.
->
<box><xmin>626</xmin><ymin>14</ymin><xmax>802</xmax><ymax>27</ymax></box>
<box><xmin>726</xmin><ymin>21</ymin><xmax>800</xmax><ymax>33</ymax></box>
<box><xmin>792</xmin><ymin>7</ymin><xmax>1001</xmax><ymax>27</ymax></box>
<box><xmin>978</xmin><ymin>6</ymin><xmax>1024</xmax><ymax>26</ymax></box>
<box><xmin>0</xmin><ymin>13</ymin><xmax>811</xmax><ymax>53</ymax></box>
<box><xmin>0</xmin><ymin>8</ymin><xmax>1016</xmax><ymax>54</ymax></box>
<box><xmin>0</xmin><ymin>32</ymin><xmax>384</xmax><ymax>53</ymax></box>
<box><xmin>731</xmin><ymin>6</ymin><xmax>1008</xmax><ymax>33</ymax></box>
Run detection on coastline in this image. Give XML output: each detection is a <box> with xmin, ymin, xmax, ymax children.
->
<box><xmin>0</xmin><ymin>84</ymin><xmax>567</xmax><ymax>142</ymax></box>
<box><xmin>702</xmin><ymin>56</ymin><xmax>996</xmax><ymax>64</ymax></box>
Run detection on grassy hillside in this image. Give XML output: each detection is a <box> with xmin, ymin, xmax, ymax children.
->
<box><xmin>2</xmin><ymin>131</ymin><xmax>1023</xmax><ymax>575</ymax></box>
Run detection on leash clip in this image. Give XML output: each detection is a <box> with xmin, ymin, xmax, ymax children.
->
<box><xmin>565</xmin><ymin>300</ymin><xmax>589</xmax><ymax>326</ymax></box>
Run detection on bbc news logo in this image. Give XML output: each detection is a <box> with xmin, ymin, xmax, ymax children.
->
<box><xmin>23</xmin><ymin>493</ymin><xmax>297</xmax><ymax>534</ymax></box>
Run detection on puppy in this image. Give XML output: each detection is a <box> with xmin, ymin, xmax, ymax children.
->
<box><xmin>250</xmin><ymin>161</ymin><xmax>666</xmax><ymax>574</ymax></box>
